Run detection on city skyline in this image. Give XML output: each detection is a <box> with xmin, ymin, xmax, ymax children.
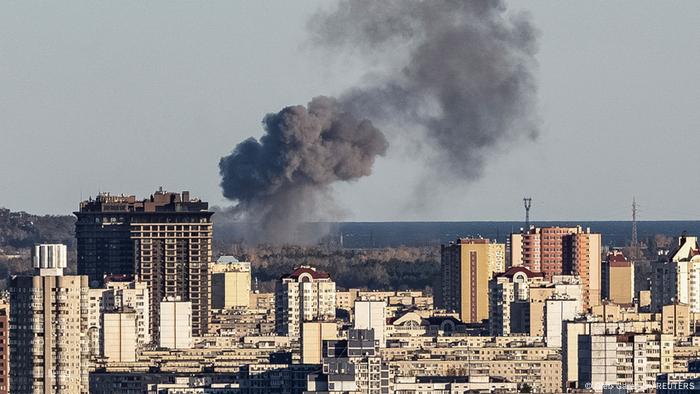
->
<box><xmin>1</xmin><ymin>1</ymin><xmax>700</xmax><ymax>221</ymax></box>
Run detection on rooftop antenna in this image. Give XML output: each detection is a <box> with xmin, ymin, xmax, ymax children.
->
<box><xmin>631</xmin><ymin>197</ymin><xmax>639</xmax><ymax>259</ymax></box>
<box><xmin>523</xmin><ymin>197</ymin><xmax>532</xmax><ymax>230</ymax></box>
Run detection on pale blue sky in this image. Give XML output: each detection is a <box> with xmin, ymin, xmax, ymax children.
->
<box><xmin>1</xmin><ymin>1</ymin><xmax>699</xmax><ymax>221</ymax></box>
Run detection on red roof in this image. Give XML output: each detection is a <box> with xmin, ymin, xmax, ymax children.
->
<box><xmin>607</xmin><ymin>253</ymin><xmax>628</xmax><ymax>263</ymax></box>
<box><xmin>282</xmin><ymin>266</ymin><xmax>330</xmax><ymax>280</ymax></box>
<box><xmin>495</xmin><ymin>266</ymin><xmax>544</xmax><ymax>279</ymax></box>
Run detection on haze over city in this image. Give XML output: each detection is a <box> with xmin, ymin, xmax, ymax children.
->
<box><xmin>1</xmin><ymin>1</ymin><xmax>699</xmax><ymax>221</ymax></box>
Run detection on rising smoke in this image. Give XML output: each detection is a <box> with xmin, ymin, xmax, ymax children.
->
<box><xmin>219</xmin><ymin>0</ymin><xmax>538</xmax><ymax>243</ymax></box>
<box><xmin>219</xmin><ymin>96</ymin><xmax>387</xmax><ymax>243</ymax></box>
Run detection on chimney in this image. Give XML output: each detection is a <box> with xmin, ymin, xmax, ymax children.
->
<box><xmin>182</xmin><ymin>191</ymin><xmax>190</xmax><ymax>202</ymax></box>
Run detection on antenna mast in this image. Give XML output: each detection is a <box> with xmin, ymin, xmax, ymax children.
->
<box><xmin>523</xmin><ymin>198</ymin><xmax>532</xmax><ymax>230</ymax></box>
<box><xmin>631</xmin><ymin>197</ymin><xmax>639</xmax><ymax>258</ymax></box>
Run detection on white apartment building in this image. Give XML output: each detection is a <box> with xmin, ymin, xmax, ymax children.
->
<box><xmin>86</xmin><ymin>279</ymin><xmax>151</xmax><ymax>357</ymax></box>
<box><xmin>160</xmin><ymin>297</ymin><xmax>193</xmax><ymax>349</ymax></box>
<box><xmin>354</xmin><ymin>299</ymin><xmax>386</xmax><ymax>347</ymax></box>
<box><xmin>578</xmin><ymin>333</ymin><xmax>674</xmax><ymax>392</ymax></box>
<box><xmin>489</xmin><ymin>266</ymin><xmax>545</xmax><ymax>336</ymax></box>
<box><xmin>652</xmin><ymin>235</ymin><xmax>700</xmax><ymax>312</ymax></box>
<box><xmin>275</xmin><ymin>266</ymin><xmax>336</xmax><ymax>339</ymax></box>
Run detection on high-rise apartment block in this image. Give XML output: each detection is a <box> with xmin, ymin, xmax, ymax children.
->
<box><xmin>211</xmin><ymin>256</ymin><xmax>251</xmax><ymax>309</ymax></box>
<box><xmin>275</xmin><ymin>266</ymin><xmax>336</xmax><ymax>339</ymax></box>
<box><xmin>602</xmin><ymin>250</ymin><xmax>635</xmax><ymax>305</ymax></box>
<box><xmin>439</xmin><ymin>238</ymin><xmax>505</xmax><ymax>323</ymax></box>
<box><xmin>489</xmin><ymin>267</ymin><xmax>583</xmax><ymax>338</ymax></box>
<box><xmin>10</xmin><ymin>244</ymin><xmax>90</xmax><ymax>394</ymax></box>
<box><xmin>75</xmin><ymin>189</ymin><xmax>212</xmax><ymax>336</ymax></box>
<box><xmin>489</xmin><ymin>266</ymin><xmax>545</xmax><ymax>336</ymax></box>
<box><xmin>511</xmin><ymin>226</ymin><xmax>601</xmax><ymax>310</ymax></box>
<box><xmin>0</xmin><ymin>304</ymin><xmax>8</xmax><ymax>394</ymax></box>
<box><xmin>652</xmin><ymin>235</ymin><xmax>700</xmax><ymax>313</ymax></box>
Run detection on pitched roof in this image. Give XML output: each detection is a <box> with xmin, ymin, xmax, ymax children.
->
<box><xmin>282</xmin><ymin>266</ymin><xmax>331</xmax><ymax>280</ymax></box>
<box><xmin>494</xmin><ymin>266</ymin><xmax>544</xmax><ymax>279</ymax></box>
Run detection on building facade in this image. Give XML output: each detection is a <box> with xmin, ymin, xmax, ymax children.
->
<box><xmin>439</xmin><ymin>238</ymin><xmax>505</xmax><ymax>323</ymax></box>
<box><xmin>602</xmin><ymin>250</ymin><xmax>635</xmax><ymax>305</ymax></box>
<box><xmin>211</xmin><ymin>256</ymin><xmax>251</xmax><ymax>309</ymax></box>
<box><xmin>160</xmin><ymin>297</ymin><xmax>193</xmax><ymax>349</ymax></box>
<box><xmin>10</xmin><ymin>244</ymin><xmax>90</xmax><ymax>394</ymax></box>
<box><xmin>511</xmin><ymin>226</ymin><xmax>601</xmax><ymax>310</ymax></box>
<box><xmin>75</xmin><ymin>189</ymin><xmax>212</xmax><ymax>336</ymax></box>
<box><xmin>275</xmin><ymin>266</ymin><xmax>336</xmax><ymax>339</ymax></box>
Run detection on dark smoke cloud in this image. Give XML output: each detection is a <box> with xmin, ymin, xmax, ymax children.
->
<box><xmin>219</xmin><ymin>96</ymin><xmax>387</xmax><ymax>243</ymax></box>
<box><xmin>220</xmin><ymin>0</ymin><xmax>538</xmax><ymax>243</ymax></box>
<box><xmin>310</xmin><ymin>0</ymin><xmax>539</xmax><ymax>179</ymax></box>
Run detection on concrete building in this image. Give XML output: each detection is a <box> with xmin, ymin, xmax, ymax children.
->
<box><xmin>490</xmin><ymin>270</ymin><xmax>582</xmax><ymax>338</ymax></box>
<box><xmin>86</xmin><ymin>278</ymin><xmax>151</xmax><ymax>357</ymax></box>
<box><xmin>103</xmin><ymin>312</ymin><xmax>137</xmax><ymax>362</ymax></box>
<box><xmin>275</xmin><ymin>266</ymin><xmax>336</xmax><ymax>339</ymax></box>
<box><xmin>544</xmin><ymin>297</ymin><xmax>579</xmax><ymax>348</ymax></box>
<box><xmin>439</xmin><ymin>238</ymin><xmax>505</xmax><ymax>323</ymax></box>
<box><xmin>75</xmin><ymin>189</ymin><xmax>212</xmax><ymax>337</ymax></box>
<box><xmin>391</xmin><ymin>376</ymin><xmax>517</xmax><ymax>394</ymax></box>
<box><xmin>489</xmin><ymin>266</ymin><xmax>545</xmax><ymax>336</ymax></box>
<box><xmin>160</xmin><ymin>297</ymin><xmax>193</xmax><ymax>349</ymax></box>
<box><xmin>353</xmin><ymin>299</ymin><xmax>386</xmax><ymax>347</ymax></box>
<box><xmin>662</xmin><ymin>303</ymin><xmax>692</xmax><ymax>337</ymax></box>
<box><xmin>0</xmin><ymin>305</ymin><xmax>8</xmax><ymax>394</ymax></box>
<box><xmin>211</xmin><ymin>256</ymin><xmax>251</xmax><ymax>309</ymax></box>
<box><xmin>578</xmin><ymin>333</ymin><xmax>674</xmax><ymax>392</ymax></box>
<box><xmin>301</xmin><ymin>321</ymin><xmax>338</xmax><ymax>364</ymax></box>
<box><xmin>306</xmin><ymin>330</ymin><xmax>389</xmax><ymax>394</ymax></box>
<box><xmin>10</xmin><ymin>244</ymin><xmax>90</xmax><ymax>394</ymax></box>
<box><xmin>652</xmin><ymin>235</ymin><xmax>700</xmax><ymax>313</ymax></box>
<box><xmin>562</xmin><ymin>319</ymin><xmax>672</xmax><ymax>390</ymax></box>
<box><xmin>602</xmin><ymin>250</ymin><xmax>635</xmax><ymax>304</ymax></box>
<box><xmin>510</xmin><ymin>226</ymin><xmax>601</xmax><ymax>309</ymax></box>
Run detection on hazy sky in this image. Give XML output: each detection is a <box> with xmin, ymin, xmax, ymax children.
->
<box><xmin>1</xmin><ymin>1</ymin><xmax>699</xmax><ymax>221</ymax></box>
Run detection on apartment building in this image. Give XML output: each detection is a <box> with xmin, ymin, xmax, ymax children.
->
<box><xmin>211</xmin><ymin>256</ymin><xmax>251</xmax><ymax>309</ymax></box>
<box><xmin>652</xmin><ymin>235</ymin><xmax>700</xmax><ymax>313</ymax></box>
<box><xmin>10</xmin><ymin>244</ymin><xmax>90</xmax><ymax>394</ymax></box>
<box><xmin>75</xmin><ymin>189</ymin><xmax>212</xmax><ymax>336</ymax></box>
<box><xmin>275</xmin><ymin>266</ymin><xmax>336</xmax><ymax>339</ymax></box>
<box><xmin>439</xmin><ymin>238</ymin><xmax>505</xmax><ymax>323</ymax></box>
<box><xmin>511</xmin><ymin>226</ymin><xmax>601</xmax><ymax>309</ymax></box>
<box><xmin>602</xmin><ymin>250</ymin><xmax>635</xmax><ymax>304</ymax></box>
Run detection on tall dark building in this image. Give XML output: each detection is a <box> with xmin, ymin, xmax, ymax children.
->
<box><xmin>75</xmin><ymin>189</ymin><xmax>213</xmax><ymax>336</ymax></box>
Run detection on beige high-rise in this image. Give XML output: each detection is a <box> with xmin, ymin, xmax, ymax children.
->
<box><xmin>275</xmin><ymin>266</ymin><xmax>336</xmax><ymax>339</ymax></box>
<box><xmin>440</xmin><ymin>238</ymin><xmax>505</xmax><ymax>323</ymax></box>
<box><xmin>10</xmin><ymin>244</ymin><xmax>90</xmax><ymax>394</ymax></box>
<box><xmin>210</xmin><ymin>256</ymin><xmax>251</xmax><ymax>309</ymax></box>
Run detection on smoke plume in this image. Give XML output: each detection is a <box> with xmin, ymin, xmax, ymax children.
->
<box><xmin>310</xmin><ymin>0</ymin><xmax>539</xmax><ymax>179</ymax></box>
<box><xmin>219</xmin><ymin>0</ymin><xmax>538</xmax><ymax>242</ymax></box>
<box><xmin>219</xmin><ymin>96</ymin><xmax>387</xmax><ymax>243</ymax></box>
